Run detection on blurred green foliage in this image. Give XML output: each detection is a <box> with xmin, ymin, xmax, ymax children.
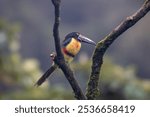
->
<box><xmin>0</xmin><ymin>19</ymin><xmax>73</xmax><ymax>99</ymax></box>
<box><xmin>72</xmin><ymin>57</ymin><xmax>150</xmax><ymax>99</ymax></box>
<box><xmin>0</xmin><ymin>19</ymin><xmax>150</xmax><ymax>100</ymax></box>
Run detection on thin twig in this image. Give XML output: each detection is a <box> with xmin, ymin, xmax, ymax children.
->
<box><xmin>86</xmin><ymin>0</ymin><xmax>150</xmax><ymax>99</ymax></box>
<box><xmin>51</xmin><ymin>0</ymin><xmax>86</xmax><ymax>100</ymax></box>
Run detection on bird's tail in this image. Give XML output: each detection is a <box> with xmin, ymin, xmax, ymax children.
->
<box><xmin>34</xmin><ymin>64</ymin><xmax>57</xmax><ymax>87</ymax></box>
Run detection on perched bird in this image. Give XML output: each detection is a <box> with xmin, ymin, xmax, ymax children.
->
<box><xmin>35</xmin><ymin>32</ymin><xmax>96</xmax><ymax>86</ymax></box>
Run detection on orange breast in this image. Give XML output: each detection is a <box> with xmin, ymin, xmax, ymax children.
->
<box><xmin>65</xmin><ymin>38</ymin><xmax>81</xmax><ymax>56</ymax></box>
<box><xmin>62</xmin><ymin>38</ymin><xmax>81</xmax><ymax>63</ymax></box>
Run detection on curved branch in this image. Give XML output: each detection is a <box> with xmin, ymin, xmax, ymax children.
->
<box><xmin>86</xmin><ymin>0</ymin><xmax>150</xmax><ymax>99</ymax></box>
<box><xmin>51</xmin><ymin>0</ymin><xmax>86</xmax><ymax>100</ymax></box>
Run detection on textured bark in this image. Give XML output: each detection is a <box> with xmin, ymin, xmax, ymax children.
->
<box><xmin>86</xmin><ymin>0</ymin><xmax>150</xmax><ymax>99</ymax></box>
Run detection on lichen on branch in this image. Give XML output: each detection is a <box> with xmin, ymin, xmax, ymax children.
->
<box><xmin>86</xmin><ymin>0</ymin><xmax>150</xmax><ymax>99</ymax></box>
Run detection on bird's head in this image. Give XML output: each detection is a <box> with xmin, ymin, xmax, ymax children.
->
<box><xmin>63</xmin><ymin>32</ymin><xmax>96</xmax><ymax>46</ymax></box>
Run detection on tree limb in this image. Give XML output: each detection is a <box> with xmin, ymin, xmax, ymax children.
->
<box><xmin>51</xmin><ymin>0</ymin><xmax>86</xmax><ymax>100</ymax></box>
<box><xmin>86</xmin><ymin>0</ymin><xmax>150</xmax><ymax>99</ymax></box>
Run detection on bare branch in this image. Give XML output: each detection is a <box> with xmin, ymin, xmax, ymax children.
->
<box><xmin>86</xmin><ymin>0</ymin><xmax>150</xmax><ymax>99</ymax></box>
<box><xmin>51</xmin><ymin>0</ymin><xmax>86</xmax><ymax>100</ymax></box>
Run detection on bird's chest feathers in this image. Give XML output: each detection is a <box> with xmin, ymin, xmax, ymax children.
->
<box><xmin>65</xmin><ymin>38</ymin><xmax>81</xmax><ymax>55</ymax></box>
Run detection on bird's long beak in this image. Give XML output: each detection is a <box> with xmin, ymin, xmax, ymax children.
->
<box><xmin>78</xmin><ymin>34</ymin><xmax>96</xmax><ymax>46</ymax></box>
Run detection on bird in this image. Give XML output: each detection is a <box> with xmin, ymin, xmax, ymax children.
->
<box><xmin>34</xmin><ymin>32</ymin><xmax>96</xmax><ymax>87</ymax></box>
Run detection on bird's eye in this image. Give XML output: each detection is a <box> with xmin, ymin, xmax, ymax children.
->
<box><xmin>77</xmin><ymin>32</ymin><xmax>80</xmax><ymax>35</ymax></box>
<box><xmin>76</xmin><ymin>32</ymin><xmax>80</xmax><ymax>37</ymax></box>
